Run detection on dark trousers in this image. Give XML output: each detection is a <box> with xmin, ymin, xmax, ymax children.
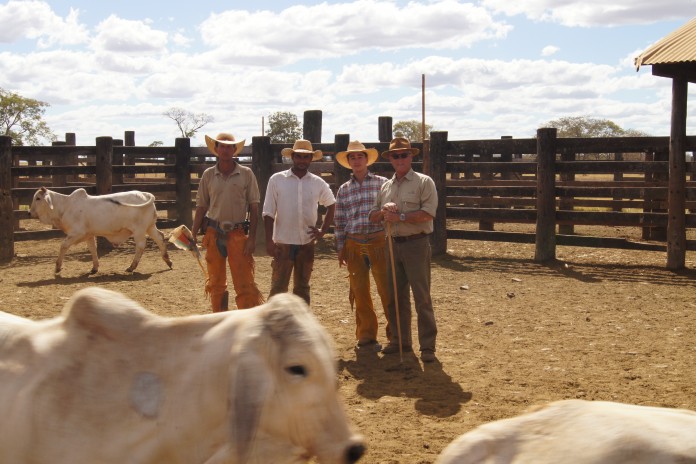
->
<box><xmin>269</xmin><ymin>243</ymin><xmax>315</xmax><ymax>305</ymax></box>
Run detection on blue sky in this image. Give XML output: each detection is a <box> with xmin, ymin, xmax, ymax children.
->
<box><xmin>0</xmin><ymin>0</ymin><xmax>694</xmax><ymax>147</ymax></box>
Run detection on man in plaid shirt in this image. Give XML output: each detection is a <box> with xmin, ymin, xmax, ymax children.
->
<box><xmin>335</xmin><ymin>141</ymin><xmax>392</xmax><ymax>352</ymax></box>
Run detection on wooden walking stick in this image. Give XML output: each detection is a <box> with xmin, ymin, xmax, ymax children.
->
<box><xmin>386</xmin><ymin>221</ymin><xmax>404</xmax><ymax>363</ymax></box>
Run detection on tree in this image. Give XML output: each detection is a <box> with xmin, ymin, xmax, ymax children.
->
<box><xmin>163</xmin><ymin>107</ymin><xmax>213</xmax><ymax>138</ymax></box>
<box><xmin>543</xmin><ymin>115</ymin><xmax>650</xmax><ymax>160</ymax></box>
<box><xmin>0</xmin><ymin>88</ymin><xmax>56</xmax><ymax>146</ymax></box>
<box><xmin>148</xmin><ymin>141</ymin><xmax>163</xmax><ymax>147</ymax></box>
<box><xmin>266</xmin><ymin>111</ymin><xmax>302</xmax><ymax>143</ymax></box>
<box><xmin>393</xmin><ymin>120</ymin><xmax>433</xmax><ymax>142</ymax></box>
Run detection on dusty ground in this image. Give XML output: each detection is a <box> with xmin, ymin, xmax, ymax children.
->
<box><xmin>2</xmin><ymin>222</ymin><xmax>695</xmax><ymax>464</ymax></box>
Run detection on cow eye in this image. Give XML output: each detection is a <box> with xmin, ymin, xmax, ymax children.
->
<box><xmin>286</xmin><ymin>365</ymin><xmax>307</xmax><ymax>377</ymax></box>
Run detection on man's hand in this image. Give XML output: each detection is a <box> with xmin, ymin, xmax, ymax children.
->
<box><xmin>308</xmin><ymin>226</ymin><xmax>326</xmax><ymax>240</ymax></box>
<box><xmin>243</xmin><ymin>238</ymin><xmax>255</xmax><ymax>256</ymax></box>
<box><xmin>338</xmin><ymin>247</ymin><xmax>346</xmax><ymax>267</ymax></box>
<box><xmin>266</xmin><ymin>240</ymin><xmax>278</xmax><ymax>258</ymax></box>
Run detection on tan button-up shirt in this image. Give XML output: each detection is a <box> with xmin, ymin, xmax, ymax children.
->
<box><xmin>196</xmin><ymin>163</ymin><xmax>260</xmax><ymax>224</ymax></box>
<box><xmin>372</xmin><ymin>169</ymin><xmax>437</xmax><ymax>237</ymax></box>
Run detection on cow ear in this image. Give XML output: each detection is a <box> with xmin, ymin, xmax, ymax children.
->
<box><xmin>229</xmin><ymin>346</ymin><xmax>271</xmax><ymax>462</ymax></box>
<box><xmin>43</xmin><ymin>190</ymin><xmax>53</xmax><ymax>210</ymax></box>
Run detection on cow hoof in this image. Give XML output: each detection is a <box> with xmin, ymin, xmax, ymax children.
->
<box><xmin>125</xmin><ymin>267</ymin><xmax>135</xmax><ymax>273</ymax></box>
<box><xmin>90</xmin><ymin>268</ymin><xmax>98</xmax><ymax>275</ymax></box>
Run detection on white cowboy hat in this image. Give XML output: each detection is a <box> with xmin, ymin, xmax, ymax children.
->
<box><xmin>205</xmin><ymin>133</ymin><xmax>246</xmax><ymax>157</ymax></box>
<box><xmin>335</xmin><ymin>140</ymin><xmax>379</xmax><ymax>169</ymax></box>
<box><xmin>380</xmin><ymin>136</ymin><xmax>420</xmax><ymax>160</ymax></box>
<box><xmin>281</xmin><ymin>139</ymin><xmax>323</xmax><ymax>161</ymax></box>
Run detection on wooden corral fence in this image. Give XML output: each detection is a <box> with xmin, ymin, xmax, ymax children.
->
<box><xmin>1</xmin><ymin>128</ymin><xmax>695</xmax><ymax>269</ymax></box>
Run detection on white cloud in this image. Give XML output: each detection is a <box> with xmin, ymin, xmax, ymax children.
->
<box><xmin>481</xmin><ymin>0</ymin><xmax>694</xmax><ymax>27</ymax></box>
<box><xmin>541</xmin><ymin>45</ymin><xmax>559</xmax><ymax>56</ymax></box>
<box><xmin>0</xmin><ymin>0</ymin><xmax>88</xmax><ymax>46</ymax></box>
<box><xmin>91</xmin><ymin>15</ymin><xmax>168</xmax><ymax>54</ymax></box>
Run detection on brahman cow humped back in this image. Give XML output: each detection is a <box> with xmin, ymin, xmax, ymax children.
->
<box><xmin>436</xmin><ymin>399</ymin><xmax>696</xmax><ymax>464</ymax></box>
<box><xmin>29</xmin><ymin>187</ymin><xmax>172</xmax><ymax>273</ymax></box>
<box><xmin>0</xmin><ymin>288</ymin><xmax>365</xmax><ymax>464</ymax></box>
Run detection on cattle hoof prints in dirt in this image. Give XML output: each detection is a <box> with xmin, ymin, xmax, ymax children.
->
<box><xmin>30</xmin><ymin>187</ymin><xmax>172</xmax><ymax>275</ymax></box>
<box><xmin>0</xmin><ymin>287</ymin><xmax>365</xmax><ymax>463</ymax></box>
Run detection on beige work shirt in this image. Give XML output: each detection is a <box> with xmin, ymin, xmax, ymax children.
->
<box><xmin>196</xmin><ymin>163</ymin><xmax>260</xmax><ymax>224</ymax></box>
<box><xmin>372</xmin><ymin>169</ymin><xmax>437</xmax><ymax>237</ymax></box>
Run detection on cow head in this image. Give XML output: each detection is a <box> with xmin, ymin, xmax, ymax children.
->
<box><xmin>229</xmin><ymin>293</ymin><xmax>365</xmax><ymax>464</ymax></box>
<box><xmin>29</xmin><ymin>186</ymin><xmax>53</xmax><ymax>220</ymax></box>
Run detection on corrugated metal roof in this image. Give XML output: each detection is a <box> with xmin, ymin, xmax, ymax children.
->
<box><xmin>635</xmin><ymin>16</ymin><xmax>696</xmax><ymax>70</ymax></box>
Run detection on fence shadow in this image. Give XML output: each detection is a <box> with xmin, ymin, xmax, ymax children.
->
<box><xmin>15</xmin><ymin>269</ymin><xmax>165</xmax><ymax>288</ymax></box>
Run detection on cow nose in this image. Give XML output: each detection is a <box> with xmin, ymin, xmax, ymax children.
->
<box><xmin>346</xmin><ymin>443</ymin><xmax>365</xmax><ymax>463</ymax></box>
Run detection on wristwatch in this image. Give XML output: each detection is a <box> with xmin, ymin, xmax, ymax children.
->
<box><xmin>399</xmin><ymin>213</ymin><xmax>406</xmax><ymax>222</ymax></box>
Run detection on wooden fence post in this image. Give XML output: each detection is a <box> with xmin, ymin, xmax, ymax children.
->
<box><xmin>96</xmin><ymin>136</ymin><xmax>113</xmax><ymax>252</ymax></box>
<box><xmin>479</xmin><ymin>148</ymin><xmax>494</xmax><ymax>231</ymax></box>
<box><xmin>667</xmin><ymin>76</ymin><xmax>687</xmax><ymax>270</ymax></box>
<box><xmin>378</xmin><ymin>116</ymin><xmax>393</xmax><ymax>142</ymax></box>
<box><xmin>430</xmin><ymin>131</ymin><xmax>448</xmax><ymax>256</ymax></box>
<box><xmin>252</xmin><ymin>136</ymin><xmax>273</xmax><ymax>251</ymax></box>
<box><xmin>334</xmin><ymin>134</ymin><xmax>350</xmax><ymax>189</ymax></box>
<box><xmin>303</xmin><ymin>110</ymin><xmax>322</xmax><ymax>143</ymax></box>
<box><xmin>124</xmin><ymin>131</ymin><xmax>135</xmax><ymax>179</ymax></box>
<box><xmin>112</xmin><ymin>139</ymin><xmax>124</xmax><ymax>186</ymax></box>
<box><xmin>66</xmin><ymin>133</ymin><xmax>77</xmax><ymax>183</ymax></box>
<box><xmin>175</xmin><ymin>137</ymin><xmax>192</xmax><ymax>229</ymax></box>
<box><xmin>535</xmin><ymin>128</ymin><xmax>557</xmax><ymax>262</ymax></box>
<box><xmin>51</xmin><ymin>141</ymin><xmax>67</xmax><ymax>187</ymax></box>
<box><xmin>0</xmin><ymin>136</ymin><xmax>13</xmax><ymax>263</ymax></box>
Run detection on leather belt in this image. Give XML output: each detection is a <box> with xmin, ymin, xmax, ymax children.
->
<box><xmin>391</xmin><ymin>232</ymin><xmax>429</xmax><ymax>243</ymax></box>
<box><xmin>346</xmin><ymin>231</ymin><xmax>385</xmax><ymax>241</ymax></box>
<box><xmin>207</xmin><ymin>218</ymin><xmax>246</xmax><ymax>232</ymax></box>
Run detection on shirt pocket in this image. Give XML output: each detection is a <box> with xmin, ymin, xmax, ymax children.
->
<box><xmin>402</xmin><ymin>193</ymin><xmax>420</xmax><ymax>213</ymax></box>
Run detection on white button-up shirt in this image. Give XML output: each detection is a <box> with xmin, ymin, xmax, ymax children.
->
<box><xmin>262</xmin><ymin>169</ymin><xmax>336</xmax><ymax>245</ymax></box>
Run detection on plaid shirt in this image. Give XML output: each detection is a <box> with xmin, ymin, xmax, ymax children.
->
<box><xmin>334</xmin><ymin>171</ymin><xmax>388</xmax><ymax>251</ymax></box>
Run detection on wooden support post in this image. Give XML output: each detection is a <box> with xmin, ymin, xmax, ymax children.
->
<box><xmin>535</xmin><ymin>128</ymin><xmax>557</xmax><ymax>262</ymax></box>
<box><xmin>558</xmin><ymin>150</ymin><xmax>575</xmax><ymax>235</ymax></box>
<box><xmin>378</xmin><ymin>116</ymin><xmax>393</xmax><ymax>143</ymax></box>
<box><xmin>112</xmin><ymin>139</ymin><xmax>124</xmax><ymax>186</ymax></box>
<box><xmin>303</xmin><ymin>110</ymin><xmax>322</xmax><ymax>143</ymax></box>
<box><xmin>0</xmin><ymin>136</ymin><xmax>13</xmax><ymax>263</ymax></box>
<box><xmin>51</xmin><ymin>141</ymin><xmax>67</xmax><ymax>187</ymax></box>
<box><xmin>666</xmin><ymin>77</ymin><xmax>687</xmax><ymax>270</ymax></box>
<box><xmin>479</xmin><ymin>149</ymin><xmax>494</xmax><ymax>231</ymax></box>
<box><xmin>252</xmin><ymin>136</ymin><xmax>273</xmax><ymax>250</ymax></box>
<box><xmin>175</xmin><ymin>138</ymin><xmax>192</xmax><ymax>229</ymax></box>
<box><xmin>95</xmin><ymin>136</ymin><xmax>113</xmax><ymax>253</ymax></box>
<box><xmin>124</xmin><ymin>131</ymin><xmax>135</xmax><ymax>179</ymax></box>
<box><xmin>430</xmin><ymin>131</ymin><xmax>448</xmax><ymax>256</ymax></box>
<box><xmin>65</xmin><ymin>133</ymin><xmax>77</xmax><ymax>183</ymax></box>
<box><xmin>334</xmin><ymin>134</ymin><xmax>350</xmax><ymax>190</ymax></box>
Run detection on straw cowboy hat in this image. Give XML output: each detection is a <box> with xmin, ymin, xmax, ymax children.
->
<box><xmin>281</xmin><ymin>139</ymin><xmax>323</xmax><ymax>161</ymax></box>
<box><xmin>335</xmin><ymin>141</ymin><xmax>379</xmax><ymax>169</ymax></box>
<box><xmin>380</xmin><ymin>136</ymin><xmax>420</xmax><ymax>159</ymax></box>
<box><xmin>205</xmin><ymin>133</ymin><xmax>246</xmax><ymax>157</ymax></box>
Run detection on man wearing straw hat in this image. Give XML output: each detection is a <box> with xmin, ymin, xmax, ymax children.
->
<box><xmin>263</xmin><ymin>139</ymin><xmax>335</xmax><ymax>305</ymax></box>
<box><xmin>368</xmin><ymin>137</ymin><xmax>438</xmax><ymax>363</ymax></box>
<box><xmin>335</xmin><ymin>141</ymin><xmax>391</xmax><ymax>352</ymax></box>
<box><xmin>191</xmin><ymin>132</ymin><xmax>264</xmax><ymax>312</ymax></box>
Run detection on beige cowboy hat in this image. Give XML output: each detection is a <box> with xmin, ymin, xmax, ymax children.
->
<box><xmin>281</xmin><ymin>139</ymin><xmax>323</xmax><ymax>161</ymax></box>
<box><xmin>205</xmin><ymin>133</ymin><xmax>246</xmax><ymax>157</ymax></box>
<box><xmin>380</xmin><ymin>136</ymin><xmax>420</xmax><ymax>160</ymax></box>
<box><xmin>335</xmin><ymin>140</ymin><xmax>379</xmax><ymax>169</ymax></box>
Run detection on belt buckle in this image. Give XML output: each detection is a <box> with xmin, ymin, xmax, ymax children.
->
<box><xmin>220</xmin><ymin>221</ymin><xmax>236</xmax><ymax>233</ymax></box>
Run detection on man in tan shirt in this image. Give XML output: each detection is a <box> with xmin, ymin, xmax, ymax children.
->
<box><xmin>192</xmin><ymin>132</ymin><xmax>264</xmax><ymax>311</ymax></box>
<box><xmin>369</xmin><ymin>137</ymin><xmax>438</xmax><ymax>363</ymax></box>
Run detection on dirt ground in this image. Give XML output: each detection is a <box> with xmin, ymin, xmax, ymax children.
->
<box><xmin>2</xmin><ymin>222</ymin><xmax>696</xmax><ymax>464</ymax></box>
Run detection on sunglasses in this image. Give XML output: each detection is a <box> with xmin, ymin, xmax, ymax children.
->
<box><xmin>390</xmin><ymin>152</ymin><xmax>410</xmax><ymax>159</ymax></box>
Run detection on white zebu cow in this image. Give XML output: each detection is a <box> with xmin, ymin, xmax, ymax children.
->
<box><xmin>0</xmin><ymin>288</ymin><xmax>365</xmax><ymax>464</ymax></box>
<box><xmin>436</xmin><ymin>399</ymin><xmax>696</xmax><ymax>464</ymax></box>
<box><xmin>29</xmin><ymin>187</ymin><xmax>173</xmax><ymax>273</ymax></box>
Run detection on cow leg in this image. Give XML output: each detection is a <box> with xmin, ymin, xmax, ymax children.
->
<box><xmin>126</xmin><ymin>235</ymin><xmax>146</xmax><ymax>272</ymax></box>
<box><xmin>86</xmin><ymin>236</ymin><xmax>99</xmax><ymax>274</ymax></box>
<box><xmin>148</xmin><ymin>225</ymin><xmax>173</xmax><ymax>269</ymax></box>
<box><xmin>56</xmin><ymin>234</ymin><xmax>87</xmax><ymax>274</ymax></box>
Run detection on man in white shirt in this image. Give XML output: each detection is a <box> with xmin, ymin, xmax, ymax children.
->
<box><xmin>262</xmin><ymin>139</ymin><xmax>336</xmax><ymax>304</ymax></box>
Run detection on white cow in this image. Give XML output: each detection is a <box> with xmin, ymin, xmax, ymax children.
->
<box><xmin>436</xmin><ymin>399</ymin><xmax>696</xmax><ymax>464</ymax></box>
<box><xmin>0</xmin><ymin>288</ymin><xmax>365</xmax><ymax>464</ymax></box>
<box><xmin>29</xmin><ymin>187</ymin><xmax>172</xmax><ymax>273</ymax></box>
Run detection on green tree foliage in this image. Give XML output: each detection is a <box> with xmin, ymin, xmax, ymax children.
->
<box><xmin>543</xmin><ymin>115</ymin><xmax>650</xmax><ymax>138</ymax></box>
<box><xmin>163</xmin><ymin>107</ymin><xmax>213</xmax><ymax>138</ymax></box>
<box><xmin>0</xmin><ymin>88</ymin><xmax>56</xmax><ymax>146</ymax></box>
<box><xmin>393</xmin><ymin>120</ymin><xmax>433</xmax><ymax>142</ymax></box>
<box><xmin>266</xmin><ymin>111</ymin><xmax>302</xmax><ymax>143</ymax></box>
<box><xmin>543</xmin><ymin>115</ymin><xmax>651</xmax><ymax>160</ymax></box>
